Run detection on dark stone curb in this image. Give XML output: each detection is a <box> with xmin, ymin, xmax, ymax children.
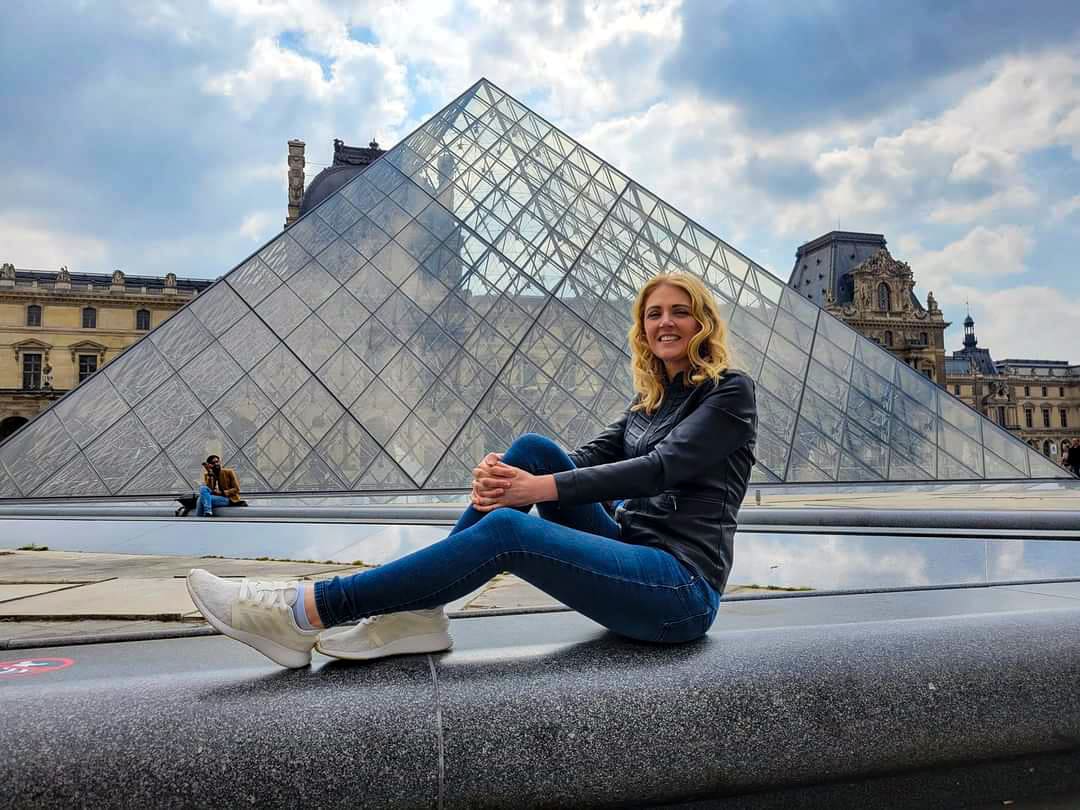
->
<box><xmin>0</xmin><ymin>624</ymin><xmax>217</xmax><ymax>650</ymax></box>
<box><xmin>3</xmin><ymin>607</ymin><xmax>1080</xmax><ymax>808</ymax></box>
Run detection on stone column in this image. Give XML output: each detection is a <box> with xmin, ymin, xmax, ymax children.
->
<box><xmin>286</xmin><ymin>139</ymin><xmax>306</xmax><ymax>228</ymax></box>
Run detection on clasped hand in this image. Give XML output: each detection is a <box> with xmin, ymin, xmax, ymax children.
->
<box><xmin>470</xmin><ymin>452</ymin><xmax>555</xmax><ymax>512</ymax></box>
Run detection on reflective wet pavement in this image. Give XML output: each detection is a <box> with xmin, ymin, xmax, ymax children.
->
<box><xmin>4</xmin><ymin>517</ymin><xmax>1080</xmax><ymax>592</ymax></box>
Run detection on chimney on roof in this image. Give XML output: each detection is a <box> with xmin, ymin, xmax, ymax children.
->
<box><xmin>286</xmin><ymin>139</ymin><xmax>306</xmax><ymax>228</ymax></box>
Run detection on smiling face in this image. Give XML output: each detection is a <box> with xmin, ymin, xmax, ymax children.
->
<box><xmin>642</xmin><ymin>282</ymin><xmax>702</xmax><ymax>379</ymax></box>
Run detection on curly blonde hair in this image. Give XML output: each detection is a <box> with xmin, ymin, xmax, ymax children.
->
<box><xmin>628</xmin><ymin>272</ymin><xmax>732</xmax><ymax>413</ymax></box>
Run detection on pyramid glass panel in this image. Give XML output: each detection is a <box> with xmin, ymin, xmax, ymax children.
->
<box><xmin>1</xmin><ymin>78</ymin><xmax>1067</xmax><ymax>498</ymax></box>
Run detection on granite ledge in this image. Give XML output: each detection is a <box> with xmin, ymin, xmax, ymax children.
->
<box><xmin>1</xmin><ymin>604</ymin><xmax>1079</xmax><ymax>808</ymax></box>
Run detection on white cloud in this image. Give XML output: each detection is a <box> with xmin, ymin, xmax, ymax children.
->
<box><xmin>910</xmin><ymin>225</ymin><xmax>1032</xmax><ymax>285</ymax></box>
<box><xmin>369</xmin><ymin>0</ymin><xmax>683</xmax><ymax>132</ymax></box>
<box><xmin>901</xmin><ymin>227</ymin><xmax>1074</xmax><ymax>358</ymax></box>
<box><xmin>202</xmin><ymin>0</ymin><xmax>410</xmax><ymax>125</ymax></box>
<box><xmin>238</xmin><ymin>210</ymin><xmax>278</xmax><ymax>241</ymax></box>
<box><xmin>953</xmin><ymin>283</ymin><xmax>1075</xmax><ymax>360</ymax></box>
<box><xmin>1051</xmin><ymin>194</ymin><xmax>1080</xmax><ymax>220</ymax></box>
<box><xmin>0</xmin><ymin>215</ymin><xmax>109</xmax><ymax>272</ymax></box>
<box><xmin>203</xmin><ymin>36</ymin><xmax>329</xmax><ymax>106</ymax></box>
<box><xmin>927</xmin><ymin>186</ymin><xmax>1037</xmax><ymax>224</ymax></box>
<box><xmin>948</xmin><ymin>146</ymin><xmax>1018</xmax><ymax>183</ymax></box>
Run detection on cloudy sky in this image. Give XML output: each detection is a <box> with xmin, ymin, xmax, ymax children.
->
<box><xmin>3</xmin><ymin>0</ymin><xmax>1079</xmax><ymax>359</ymax></box>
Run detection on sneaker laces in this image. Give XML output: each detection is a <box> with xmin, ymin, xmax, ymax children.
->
<box><xmin>239</xmin><ymin>579</ymin><xmax>298</xmax><ymax>610</ymax></box>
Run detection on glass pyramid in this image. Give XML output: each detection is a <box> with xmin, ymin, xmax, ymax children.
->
<box><xmin>0</xmin><ymin>79</ymin><xmax>1068</xmax><ymax>499</ymax></box>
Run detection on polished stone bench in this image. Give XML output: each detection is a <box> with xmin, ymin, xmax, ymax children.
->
<box><xmin>3</xmin><ymin>584</ymin><xmax>1080</xmax><ymax>808</ymax></box>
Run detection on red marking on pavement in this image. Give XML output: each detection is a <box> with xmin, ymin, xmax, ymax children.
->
<box><xmin>0</xmin><ymin>657</ymin><xmax>75</xmax><ymax>678</ymax></box>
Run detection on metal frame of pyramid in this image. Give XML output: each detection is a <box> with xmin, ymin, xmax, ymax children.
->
<box><xmin>0</xmin><ymin>79</ymin><xmax>1069</xmax><ymax>499</ymax></box>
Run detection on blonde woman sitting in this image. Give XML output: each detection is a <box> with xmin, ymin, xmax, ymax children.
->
<box><xmin>187</xmin><ymin>271</ymin><xmax>758</xmax><ymax>668</ymax></box>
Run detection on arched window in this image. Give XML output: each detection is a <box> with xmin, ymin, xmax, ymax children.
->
<box><xmin>877</xmin><ymin>282</ymin><xmax>891</xmax><ymax>312</ymax></box>
<box><xmin>136</xmin><ymin>309</ymin><xmax>151</xmax><ymax>331</ymax></box>
<box><xmin>1043</xmin><ymin>439</ymin><xmax>1052</xmax><ymax>456</ymax></box>
<box><xmin>26</xmin><ymin>304</ymin><xmax>41</xmax><ymax>327</ymax></box>
<box><xmin>0</xmin><ymin>416</ymin><xmax>28</xmax><ymax>442</ymax></box>
<box><xmin>883</xmin><ymin>330</ymin><xmax>893</xmax><ymax>347</ymax></box>
<box><xmin>82</xmin><ymin>307</ymin><xmax>97</xmax><ymax>329</ymax></box>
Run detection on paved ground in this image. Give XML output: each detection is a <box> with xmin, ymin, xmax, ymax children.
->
<box><xmin>11</xmin><ymin>579</ymin><xmax>1080</xmax><ymax>676</ymax></box>
<box><xmin>0</xmin><ymin>547</ymin><xmax>566</xmax><ymax>648</ymax></box>
<box><xmin>5</xmin><ymin>544</ymin><xmax>1080</xmax><ymax>650</ymax></box>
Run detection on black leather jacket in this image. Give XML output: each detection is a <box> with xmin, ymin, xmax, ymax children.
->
<box><xmin>553</xmin><ymin>370</ymin><xmax>757</xmax><ymax>594</ymax></box>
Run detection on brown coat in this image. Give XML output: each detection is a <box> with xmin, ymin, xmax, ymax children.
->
<box><xmin>203</xmin><ymin>467</ymin><xmax>242</xmax><ymax>503</ymax></box>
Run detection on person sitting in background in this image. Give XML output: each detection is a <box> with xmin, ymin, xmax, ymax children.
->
<box><xmin>1064</xmin><ymin>440</ymin><xmax>1080</xmax><ymax>478</ymax></box>
<box><xmin>195</xmin><ymin>455</ymin><xmax>242</xmax><ymax>517</ymax></box>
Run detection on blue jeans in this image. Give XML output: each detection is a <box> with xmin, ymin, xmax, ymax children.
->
<box><xmin>315</xmin><ymin>434</ymin><xmax>720</xmax><ymax>643</ymax></box>
<box><xmin>195</xmin><ymin>485</ymin><xmax>230</xmax><ymax>516</ymax></box>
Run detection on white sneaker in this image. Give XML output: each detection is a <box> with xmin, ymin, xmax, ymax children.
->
<box><xmin>186</xmin><ymin>568</ymin><xmax>318</xmax><ymax>669</ymax></box>
<box><xmin>316</xmin><ymin>607</ymin><xmax>452</xmax><ymax>661</ymax></box>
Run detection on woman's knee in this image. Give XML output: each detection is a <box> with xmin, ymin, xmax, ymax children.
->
<box><xmin>475</xmin><ymin>506</ymin><xmax>529</xmax><ymax>535</ymax></box>
<box><xmin>198</xmin><ymin>484</ymin><xmax>210</xmax><ymax>495</ymax></box>
<box><xmin>503</xmin><ymin>433</ymin><xmax>570</xmax><ymax>473</ymax></box>
<box><xmin>466</xmin><ymin>508</ymin><xmax>537</xmax><ymax>555</ymax></box>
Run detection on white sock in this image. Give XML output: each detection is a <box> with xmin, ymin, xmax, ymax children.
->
<box><xmin>291</xmin><ymin>584</ymin><xmax>315</xmax><ymax>631</ymax></box>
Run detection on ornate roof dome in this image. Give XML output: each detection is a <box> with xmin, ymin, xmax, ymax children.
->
<box><xmin>299</xmin><ymin>139</ymin><xmax>384</xmax><ymax>217</ymax></box>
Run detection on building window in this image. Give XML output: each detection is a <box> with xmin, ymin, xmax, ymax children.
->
<box><xmin>920</xmin><ymin>331</ymin><xmax>928</xmax><ymax>346</ymax></box>
<box><xmin>1024</xmin><ymin>385</ymin><xmax>1031</xmax><ymax>397</ymax></box>
<box><xmin>877</xmin><ymin>282</ymin><xmax>890</xmax><ymax>312</ymax></box>
<box><xmin>923</xmin><ymin>368</ymin><xmax>933</xmax><ymax>379</ymax></box>
<box><xmin>1025</xmin><ymin>409</ymin><xmax>1033</xmax><ymax>428</ymax></box>
<box><xmin>136</xmin><ymin>309</ymin><xmax>151</xmax><ymax>331</ymax></box>
<box><xmin>884</xmin><ymin>330</ymin><xmax>893</xmax><ymax>347</ymax></box>
<box><xmin>997</xmin><ymin>406</ymin><xmax>1006</xmax><ymax>425</ymax></box>
<box><xmin>954</xmin><ymin>384</ymin><xmax>961</xmax><ymax>395</ymax></box>
<box><xmin>1041</xmin><ymin>386</ymin><xmax>1048</xmax><ymax>397</ymax></box>
<box><xmin>1043</xmin><ymin>439</ymin><xmax>1052</xmax><ymax>456</ymax></box>
<box><xmin>22</xmin><ymin>353</ymin><xmax>42</xmax><ymax>390</ymax></box>
<box><xmin>82</xmin><ymin>307</ymin><xmax>97</xmax><ymax>329</ymax></box>
<box><xmin>78</xmin><ymin>354</ymin><xmax>98</xmax><ymax>383</ymax></box>
<box><xmin>1061</xmin><ymin>408</ymin><xmax>1068</xmax><ymax>428</ymax></box>
<box><xmin>26</xmin><ymin>305</ymin><xmax>42</xmax><ymax>327</ymax></box>
<box><xmin>1043</xmin><ymin>408</ymin><xmax>1051</xmax><ymax>428</ymax></box>
<box><xmin>1060</xmin><ymin>386</ymin><xmax>1066</xmax><ymax>397</ymax></box>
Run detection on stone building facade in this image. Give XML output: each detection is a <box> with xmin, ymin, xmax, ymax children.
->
<box><xmin>0</xmin><ymin>264</ymin><xmax>211</xmax><ymax>440</ymax></box>
<box><xmin>788</xmin><ymin>232</ymin><xmax>949</xmax><ymax>384</ymax></box>
<box><xmin>945</xmin><ymin>315</ymin><xmax>1079</xmax><ymax>466</ymax></box>
<box><xmin>788</xmin><ymin>232</ymin><xmax>1077</xmax><ymax>468</ymax></box>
